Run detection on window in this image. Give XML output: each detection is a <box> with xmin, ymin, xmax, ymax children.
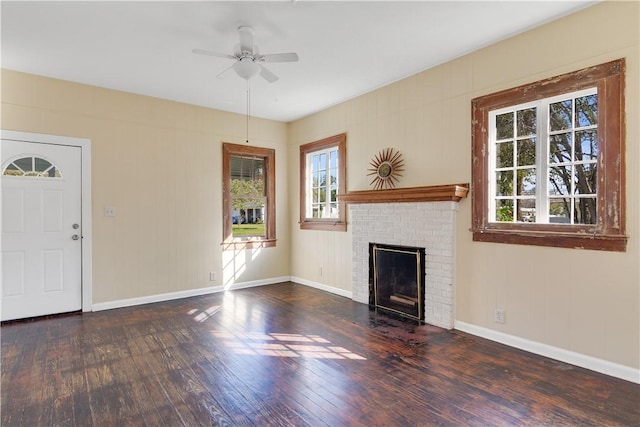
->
<box><xmin>299</xmin><ymin>133</ymin><xmax>346</xmax><ymax>231</ymax></box>
<box><xmin>3</xmin><ymin>156</ymin><xmax>61</xmax><ymax>178</ymax></box>
<box><xmin>223</xmin><ymin>143</ymin><xmax>276</xmax><ymax>249</ymax></box>
<box><xmin>491</xmin><ymin>88</ymin><xmax>598</xmax><ymax>224</ymax></box>
<box><xmin>471</xmin><ymin>59</ymin><xmax>626</xmax><ymax>251</ymax></box>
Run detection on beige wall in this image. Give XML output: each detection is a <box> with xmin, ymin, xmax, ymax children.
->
<box><xmin>288</xmin><ymin>1</ymin><xmax>639</xmax><ymax>369</ymax></box>
<box><xmin>1</xmin><ymin>71</ymin><xmax>291</xmax><ymax>304</ymax></box>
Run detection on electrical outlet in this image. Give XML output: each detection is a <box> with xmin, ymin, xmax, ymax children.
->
<box><xmin>494</xmin><ymin>308</ymin><xmax>505</xmax><ymax>324</ymax></box>
<box><xmin>209</xmin><ymin>272</ymin><xmax>216</xmax><ymax>281</ymax></box>
<box><xmin>104</xmin><ymin>206</ymin><xmax>116</xmax><ymax>217</ymax></box>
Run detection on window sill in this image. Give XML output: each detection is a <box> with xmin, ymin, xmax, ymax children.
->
<box><xmin>299</xmin><ymin>220</ymin><xmax>347</xmax><ymax>232</ymax></box>
<box><xmin>471</xmin><ymin>228</ymin><xmax>627</xmax><ymax>252</ymax></box>
<box><xmin>222</xmin><ymin>239</ymin><xmax>277</xmax><ymax>251</ymax></box>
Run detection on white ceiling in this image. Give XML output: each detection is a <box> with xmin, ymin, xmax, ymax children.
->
<box><xmin>1</xmin><ymin>1</ymin><xmax>597</xmax><ymax>123</ymax></box>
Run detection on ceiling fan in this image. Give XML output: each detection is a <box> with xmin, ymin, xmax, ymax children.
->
<box><xmin>193</xmin><ymin>26</ymin><xmax>299</xmax><ymax>83</ymax></box>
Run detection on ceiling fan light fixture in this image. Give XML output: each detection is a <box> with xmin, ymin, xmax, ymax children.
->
<box><xmin>233</xmin><ymin>58</ymin><xmax>260</xmax><ymax>80</ymax></box>
<box><xmin>193</xmin><ymin>25</ymin><xmax>298</xmax><ymax>83</ymax></box>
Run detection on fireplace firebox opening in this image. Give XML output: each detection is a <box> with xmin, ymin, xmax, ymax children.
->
<box><xmin>369</xmin><ymin>243</ymin><xmax>426</xmax><ymax>321</ymax></box>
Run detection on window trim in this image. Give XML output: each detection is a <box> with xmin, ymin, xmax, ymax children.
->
<box><xmin>299</xmin><ymin>133</ymin><xmax>347</xmax><ymax>231</ymax></box>
<box><xmin>223</xmin><ymin>143</ymin><xmax>276</xmax><ymax>250</ymax></box>
<box><xmin>471</xmin><ymin>59</ymin><xmax>626</xmax><ymax>252</ymax></box>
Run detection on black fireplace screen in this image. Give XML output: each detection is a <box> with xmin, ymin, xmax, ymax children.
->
<box><xmin>369</xmin><ymin>243</ymin><xmax>426</xmax><ymax>321</ymax></box>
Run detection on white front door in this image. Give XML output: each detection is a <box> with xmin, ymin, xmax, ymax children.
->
<box><xmin>1</xmin><ymin>140</ymin><xmax>83</xmax><ymax>320</ymax></box>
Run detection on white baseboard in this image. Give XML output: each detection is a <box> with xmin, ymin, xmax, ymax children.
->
<box><xmin>225</xmin><ymin>276</ymin><xmax>292</xmax><ymax>291</ymax></box>
<box><xmin>290</xmin><ymin>276</ymin><xmax>353</xmax><ymax>299</ymax></box>
<box><xmin>92</xmin><ymin>286</ymin><xmax>223</xmax><ymax>312</ymax></box>
<box><xmin>455</xmin><ymin>321</ymin><xmax>640</xmax><ymax>384</ymax></box>
<box><xmin>92</xmin><ymin>276</ymin><xmax>292</xmax><ymax>312</ymax></box>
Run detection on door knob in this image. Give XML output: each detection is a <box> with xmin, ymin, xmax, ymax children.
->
<box><xmin>72</xmin><ymin>234</ymin><xmax>80</xmax><ymax>240</ymax></box>
<box><xmin>72</xmin><ymin>223</ymin><xmax>80</xmax><ymax>229</ymax></box>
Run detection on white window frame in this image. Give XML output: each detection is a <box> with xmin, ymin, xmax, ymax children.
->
<box><xmin>305</xmin><ymin>145</ymin><xmax>340</xmax><ymax>219</ymax></box>
<box><xmin>488</xmin><ymin>87</ymin><xmax>598</xmax><ymax>225</ymax></box>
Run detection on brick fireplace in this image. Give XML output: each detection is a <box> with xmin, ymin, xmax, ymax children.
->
<box><xmin>341</xmin><ymin>184</ymin><xmax>469</xmax><ymax>329</ymax></box>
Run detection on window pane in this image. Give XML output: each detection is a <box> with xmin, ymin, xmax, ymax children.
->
<box><xmin>576</xmin><ymin>94</ymin><xmax>597</xmax><ymax>127</ymax></box>
<box><xmin>496</xmin><ymin>171</ymin><xmax>513</xmax><ymax>196</ymax></box>
<box><xmin>517</xmin><ymin>138</ymin><xmax>535</xmax><ymax>167</ymax></box>
<box><xmin>517</xmin><ymin>199</ymin><xmax>536</xmax><ymax>222</ymax></box>
<box><xmin>319</xmin><ymin>153</ymin><xmax>327</xmax><ymax>170</ymax></box>
<box><xmin>517</xmin><ymin>107</ymin><xmax>536</xmax><ymax>137</ymax></box>
<box><xmin>549</xmin><ymin>133</ymin><xmax>572</xmax><ymax>164</ymax></box>
<box><xmin>576</xmin><ymin>130</ymin><xmax>598</xmax><ymax>161</ymax></box>
<box><xmin>318</xmin><ymin>170</ymin><xmax>327</xmax><ymax>188</ymax></box>
<box><xmin>47</xmin><ymin>167</ymin><xmax>60</xmax><ymax>178</ymax></box>
<box><xmin>574</xmin><ymin>163</ymin><xmax>597</xmax><ymax>195</ymax></box>
<box><xmin>14</xmin><ymin>157</ymin><xmax>32</xmax><ymax>172</ymax></box>
<box><xmin>516</xmin><ymin>168</ymin><xmax>536</xmax><ymax>195</ymax></box>
<box><xmin>575</xmin><ymin>197</ymin><xmax>597</xmax><ymax>224</ymax></box>
<box><xmin>549</xmin><ymin>166</ymin><xmax>572</xmax><ymax>196</ymax></box>
<box><xmin>495</xmin><ymin>200</ymin><xmax>514</xmax><ymax>222</ymax></box>
<box><xmin>312</xmin><ymin>154</ymin><xmax>319</xmax><ymax>172</ymax></box>
<box><xmin>3</xmin><ymin>163</ymin><xmax>23</xmax><ymax>176</ymax></box>
<box><xmin>330</xmin><ymin>150</ymin><xmax>338</xmax><ymax>169</ymax></box>
<box><xmin>496</xmin><ymin>142</ymin><xmax>513</xmax><ymax>168</ymax></box>
<box><xmin>496</xmin><ymin>113</ymin><xmax>514</xmax><ymax>140</ymax></box>
<box><xmin>232</xmin><ymin>204</ymin><xmax>266</xmax><ymax>237</ymax></box>
<box><xmin>549</xmin><ymin>99</ymin><xmax>572</xmax><ymax>131</ymax></box>
<box><xmin>312</xmin><ymin>188</ymin><xmax>319</xmax><ymax>203</ymax></box>
<box><xmin>34</xmin><ymin>158</ymin><xmax>52</xmax><ymax>173</ymax></box>
<box><xmin>549</xmin><ymin>198</ymin><xmax>571</xmax><ymax>223</ymax></box>
<box><xmin>319</xmin><ymin>188</ymin><xmax>326</xmax><ymax>203</ymax></box>
<box><xmin>231</xmin><ymin>176</ymin><xmax>262</xmax><ymax>196</ymax></box>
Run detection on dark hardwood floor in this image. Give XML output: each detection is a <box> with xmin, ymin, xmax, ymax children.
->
<box><xmin>2</xmin><ymin>282</ymin><xmax>639</xmax><ymax>426</ymax></box>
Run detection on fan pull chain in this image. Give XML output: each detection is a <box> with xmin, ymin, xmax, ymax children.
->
<box><xmin>246</xmin><ymin>80</ymin><xmax>250</xmax><ymax>143</ymax></box>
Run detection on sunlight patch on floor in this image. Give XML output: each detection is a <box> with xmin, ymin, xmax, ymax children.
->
<box><xmin>210</xmin><ymin>330</ymin><xmax>367</xmax><ymax>360</ymax></box>
<box><xmin>188</xmin><ymin>306</ymin><xmax>221</xmax><ymax>323</ymax></box>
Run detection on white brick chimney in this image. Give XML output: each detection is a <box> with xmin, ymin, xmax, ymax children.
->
<box><xmin>342</xmin><ymin>184</ymin><xmax>468</xmax><ymax>329</ymax></box>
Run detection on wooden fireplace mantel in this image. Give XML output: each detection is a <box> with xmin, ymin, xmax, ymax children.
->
<box><xmin>338</xmin><ymin>183</ymin><xmax>469</xmax><ymax>204</ymax></box>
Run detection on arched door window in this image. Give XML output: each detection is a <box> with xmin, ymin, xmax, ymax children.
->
<box><xmin>2</xmin><ymin>156</ymin><xmax>62</xmax><ymax>178</ymax></box>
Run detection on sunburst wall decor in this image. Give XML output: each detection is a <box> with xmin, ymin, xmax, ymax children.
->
<box><xmin>367</xmin><ymin>148</ymin><xmax>405</xmax><ymax>190</ymax></box>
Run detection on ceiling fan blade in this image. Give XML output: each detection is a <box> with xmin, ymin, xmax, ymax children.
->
<box><xmin>192</xmin><ymin>49</ymin><xmax>236</xmax><ymax>60</ymax></box>
<box><xmin>216</xmin><ymin>63</ymin><xmax>235</xmax><ymax>79</ymax></box>
<box><xmin>261</xmin><ymin>52</ymin><xmax>299</xmax><ymax>63</ymax></box>
<box><xmin>259</xmin><ymin>65</ymin><xmax>279</xmax><ymax>83</ymax></box>
<box><xmin>238</xmin><ymin>26</ymin><xmax>254</xmax><ymax>53</ymax></box>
